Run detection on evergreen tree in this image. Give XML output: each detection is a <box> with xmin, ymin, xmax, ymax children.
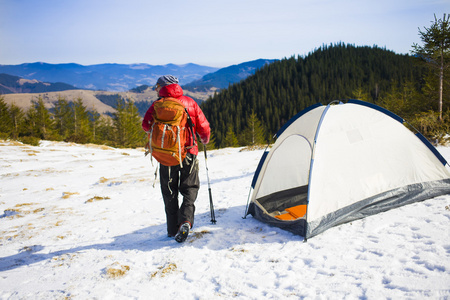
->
<box><xmin>124</xmin><ymin>99</ymin><xmax>144</xmax><ymax>147</ymax></box>
<box><xmin>223</xmin><ymin>125</ymin><xmax>239</xmax><ymax>148</ymax></box>
<box><xmin>421</xmin><ymin>69</ymin><xmax>449</xmax><ymax>113</ymax></box>
<box><xmin>352</xmin><ymin>87</ymin><xmax>371</xmax><ymax>102</ymax></box>
<box><xmin>0</xmin><ymin>96</ymin><xmax>11</xmax><ymax>137</ymax></box>
<box><xmin>53</xmin><ymin>96</ymin><xmax>72</xmax><ymax>140</ymax></box>
<box><xmin>380</xmin><ymin>81</ymin><xmax>422</xmax><ymax>119</ymax></box>
<box><xmin>112</xmin><ymin>98</ymin><xmax>144</xmax><ymax>148</ymax></box>
<box><xmin>412</xmin><ymin>13</ymin><xmax>450</xmax><ymax>121</ymax></box>
<box><xmin>112</xmin><ymin>98</ymin><xmax>126</xmax><ymax>146</ymax></box>
<box><xmin>207</xmin><ymin>130</ymin><xmax>217</xmax><ymax>149</ymax></box>
<box><xmin>25</xmin><ymin>96</ymin><xmax>54</xmax><ymax>139</ymax></box>
<box><xmin>95</xmin><ymin>116</ymin><xmax>115</xmax><ymax>145</ymax></box>
<box><xmin>70</xmin><ymin>97</ymin><xmax>92</xmax><ymax>143</ymax></box>
<box><xmin>239</xmin><ymin>110</ymin><xmax>267</xmax><ymax>146</ymax></box>
<box><xmin>9</xmin><ymin>103</ymin><xmax>24</xmax><ymax>139</ymax></box>
<box><xmin>90</xmin><ymin>109</ymin><xmax>101</xmax><ymax>142</ymax></box>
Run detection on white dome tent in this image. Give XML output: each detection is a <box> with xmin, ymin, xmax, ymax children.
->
<box><xmin>246</xmin><ymin>100</ymin><xmax>450</xmax><ymax>239</ymax></box>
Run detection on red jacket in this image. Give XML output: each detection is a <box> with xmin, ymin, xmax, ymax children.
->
<box><xmin>142</xmin><ymin>83</ymin><xmax>211</xmax><ymax>156</ymax></box>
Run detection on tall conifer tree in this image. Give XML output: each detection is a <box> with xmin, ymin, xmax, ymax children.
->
<box><xmin>223</xmin><ymin>125</ymin><xmax>239</xmax><ymax>148</ymax></box>
<box><xmin>9</xmin><ymin>103</ymin><xmax>24</xmax><ymax>139</ymax></box>
<box><xmin>53</xmin><ymin>96</ymin><xmax>72</xmax><ymax>139</ymax></box>
<box><xmin>72</xmin><ymin>97</ymin><xmax>92</xmax><ymax>143</ymax></box>
<box><xmin>412</xmin><ymin>14</ymin><xmax>450</xmax><ymax>121</ymax></box>
<box><xmin>25</xmin><ymin>96</ymin><xmax>54</xmax><ymax>139</ymax></box>
<box><xmin>240</xmin><ymin>110</ymin><xmax>267</xmax><ymax>146</ymax></box>
<box><xmin>0</xmin><ymin>96</ymin><xmax>11</xmax><ymax>136</ymax></box>
<box><xmin>112</xmin><ymin>98</ymin><xmax>143</xmax><ymax>147</ymax></box>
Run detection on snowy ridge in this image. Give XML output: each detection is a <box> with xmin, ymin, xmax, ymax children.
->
<box><xmin>0</xmin><ymin>140</ymin><xmax>449</xmax><ymax>299</ymax></box>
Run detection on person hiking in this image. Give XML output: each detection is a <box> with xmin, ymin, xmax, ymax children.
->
<box><xmin>142</xmin><ymin>75</ymin><xmax>211</xmax><ymax>243</ymax></box>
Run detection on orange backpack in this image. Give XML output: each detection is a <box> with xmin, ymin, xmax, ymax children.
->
<box><xmin>146</xmin><ymin>97</ymin><xmax>190</xmax><ymax>167</ymax></box>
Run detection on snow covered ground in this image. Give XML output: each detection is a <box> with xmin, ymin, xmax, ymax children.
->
<box><xmin>0</xmin><ymin>140</ymin><xmax>449</xmax><ymax>299</ymax></box>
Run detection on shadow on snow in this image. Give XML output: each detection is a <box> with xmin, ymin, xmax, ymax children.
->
<box><xmin>0</xmin><ymin>205</ymin><xmax>302</xmax><ymax>272</ymax></box>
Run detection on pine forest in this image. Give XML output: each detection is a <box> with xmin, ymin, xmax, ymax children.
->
<box><xmin>201</xmin><ymin>43</ymin><xmax>448</xmax><ymax>148</ymax></box>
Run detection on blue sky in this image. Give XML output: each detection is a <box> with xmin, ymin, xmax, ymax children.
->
<box><xmin>0</xmin><ymin>0</ymin><xmax>449</xmax><ymax>67</ymax></box>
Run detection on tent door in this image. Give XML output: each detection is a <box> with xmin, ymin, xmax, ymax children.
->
<box><xmin>254</xmin><ymin>134</ymin><xmax>312</xmax><ymax>219</ymax></box>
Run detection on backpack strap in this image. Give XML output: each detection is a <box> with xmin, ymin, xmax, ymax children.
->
<box><xmin>185</xmin><ymin>108</ymin><xmax>196</xmax><ymax>149</ymax></box>
<box><xmin>149</xmin><ymin>124</ymin><xmax>155</xmax><ymax>166</ymax></box>
<box><xmin>177</xmin><ymin>125</ymin><xmax>182</xmax><ymax>168</ymax></box>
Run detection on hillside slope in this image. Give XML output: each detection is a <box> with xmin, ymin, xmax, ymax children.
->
<box><xmin>1</xmin><ymin>87</ymin><xmax>213</xmax><ymax>117</ymax></box>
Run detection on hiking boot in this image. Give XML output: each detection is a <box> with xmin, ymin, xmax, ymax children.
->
<box><xmin>175</xmin><ymin>222</ymin><xmax>190</xmax><ymax>243</ymax></box>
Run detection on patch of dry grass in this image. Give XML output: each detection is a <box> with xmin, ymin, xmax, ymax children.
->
<box><xmin>62</xmin><ymin>192</ymin><xmax>79</xmax><ymax>199</ymax></box>
<box><xmin>84</xmin><ymin>143</ymin><xmax>115</xmax><ymax>150</ymax></box>
<box><xmin>21</xmin><ymin>246</ymin><xmax>35</xmax><ymax>252</ymax></box>
<box><xmin>188</xmin><ymin>230</ymin><xmax>211</xmax><ymax>243</ymax></box>
<box><xmin>104</xmin><ymin>262</ymin><xmax>130</xmax><ymax>279</ymax></box>
<box><xmin>14</xmin><ymin>202</ymin><xmax>37</xmax><ymax>207</ymax></box>
<box><xmin>85</xmin><ymin>196</ymin><xmax>110</xmax><ymax>203</ymax></box>
<box><xmin>0</xmin><ymin>140</ymin><xmax>27</xmax><ymax>147</ymax></box>
<box><xmin>151</xmin><ymin>263</ymin><xmax>179</xmax><ymax>278</ymax></box>
<box><xmin>97</xmin><ymin>177</ymin><xmax>122</xmax><ymax>186</ymax></box>
<box><xmin>0</xmin><ymin>222</ymin><xmax>40</xmax><ymax>242</ymax></box>
<box><xmin>52</xmin><ymin>253</ymin><xmax>77</xmax><ymax>268</ymax></box>
<box><xmin>24</xmin><ymin>149</ymin><xmax>40</xmax><ymax>156</ymax></box>
<box><xmin>230</xmin><ymin>247</ymin><xmax>248</xmax><ymax>253</ymax></box>
<box><xmin>4</xmin><ymin>167</ymin><xmax>68</xmax><ymax>178</ymax></box>
<box><xmin>98</xmin><ymin>177</ymin><xmax>109</xmax><ymax>183</ymax></box>
<box><xmin>240</xmin><ymin>144</ymin><xmax>269</xmax><ymax>151</ymax></box>
<box><xmin>1</xmin><ymin>230</ymin><xmax>21</xmax><ymax>241</ymax></box>
<box><xmin>3</xmin><ymin>172</ymin><xmax>21</xmax><ymax>177</ymax></box>
<box><xmin>2</xmin><ymin>203</ymin><xmax>44</xmax><ymax>219</ymax></box>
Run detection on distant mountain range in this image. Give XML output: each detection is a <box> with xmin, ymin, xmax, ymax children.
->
<box><xmin>0</xmin><ymin>59</ymin><xmax>276</xmax><ymax>117</ymax></box>
<box><xmin>0</xmin><ymin>62</ymin><xmax>217</xmax><ymax>92</ymax></box>
<box><xmin>0</xmin><ymin>73</ymin><xmax>79</xmax><ymax>94</ymax></box>
<box><xmin>0</xmin><ymin>60</ymin><xmax>275</xmax><ymax>93</ymax></box>
<box><xmin>183</xmin><ymin>59</ymin><xmax>276</xmax><ymax>91</ymax></box>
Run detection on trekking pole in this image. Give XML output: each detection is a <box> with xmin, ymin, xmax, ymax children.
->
<box><xmin>203</xmin><ymin>144</ymin><xmax>216</xmax><ymax>224</ymax></box>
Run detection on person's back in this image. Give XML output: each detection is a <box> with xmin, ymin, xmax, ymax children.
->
<box><xmin>142</xmin><ymin>75</ymin><xmax>210</xmax><ymax>243</ymax></box>
<box><xmin>142</xmin><ymin>80</ymin><xmax>210</xmax><ymax>155</ymax></box>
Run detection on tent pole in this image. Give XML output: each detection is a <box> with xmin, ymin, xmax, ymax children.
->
<box><xmin>243</xmin><ymin>187</ymin><xmax>252</xmax><ymax>219</ymax></box>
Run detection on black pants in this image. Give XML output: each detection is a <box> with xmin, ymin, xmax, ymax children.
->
<box><xmin>159</xmin><ymin>153</ymin><xmax>199</xmax><ymax>236</ymax></box>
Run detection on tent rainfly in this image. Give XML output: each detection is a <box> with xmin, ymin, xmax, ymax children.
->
<box><xmin>246</xmin><ymin>100</ymin><xmax>450</xmax><ymax>239</ymax></box>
